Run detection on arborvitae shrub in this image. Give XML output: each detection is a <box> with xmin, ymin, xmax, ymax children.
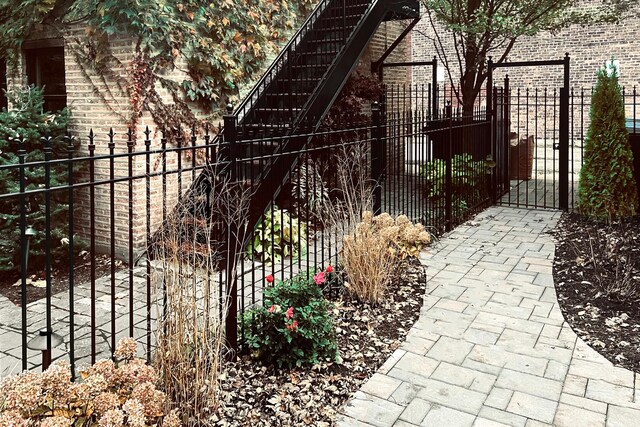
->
<box><xmin>0</xmin><ymin>85</ymin><xmax>80</xmax><ymax>273</ymax></box>
<box><xmin>578</xmin><ymin>62</ymin><xmax>638</xmax><ymax>220</ymax></box>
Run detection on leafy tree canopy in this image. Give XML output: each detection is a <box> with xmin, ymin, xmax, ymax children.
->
<box><xmin>421</xmin><ymin>0</ymin><xmax>637</xmax><ymax>115</ymax></box>
<box><xmin>0</xmin><ymin>0</ymin><xmax>314</xmax><ymax>128</ymax></box>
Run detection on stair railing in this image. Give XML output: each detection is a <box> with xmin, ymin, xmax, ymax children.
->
<box><xmin>234</xmin><ymin>0</ymin><xmax>338</xmax><ymax>124</ymax></box>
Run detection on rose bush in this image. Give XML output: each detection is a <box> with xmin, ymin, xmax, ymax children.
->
<box><xmin>242</xmin><ymin>268</ymin><xmax>338</xmax><ymax>368</ymax></box>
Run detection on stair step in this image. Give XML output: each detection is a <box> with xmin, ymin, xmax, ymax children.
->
<box><xmin>254</xmin><ymin>107</ymin><xmax>303</xmax><ymax>113</ymax></box>
<box><xmin>263</xmin><ymin>92</ymin><xmax>312</xmax><ymax>97</ymax></box>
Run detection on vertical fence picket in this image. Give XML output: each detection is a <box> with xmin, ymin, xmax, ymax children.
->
<box><xmin>66</xmin><ymin>132</ymin><xmax>76</xmax><ymax>377</ymax></box>
<box><xmin>18</xmin><ymin>137</ymin><xmax>28</xmax><ymax>371</ymax></box>
<box><xmin>88</xmin><ymin>130</ymin><xmax>97</xmax><ymax>364</ymax></box>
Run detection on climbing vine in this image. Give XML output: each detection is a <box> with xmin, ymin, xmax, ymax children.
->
<box><xmin>0</xmin><ymin>0</ymin><xmax>315</xmax><ymax>134</ymax></box>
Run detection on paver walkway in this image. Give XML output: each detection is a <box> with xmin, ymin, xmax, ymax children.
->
<box><xmin>338</xmin><ymin>206</ymin><xmax>640</xmax><ymax>427</ymax></box>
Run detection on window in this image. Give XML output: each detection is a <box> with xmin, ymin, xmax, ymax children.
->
<box><xmin>24</xmin><ymin>45</ymin><xmax>66</xmax><ymax>112</ymax></box>
<box><xmin>0</xmin><ymin>58</ymin><xmax>7</xmax><ymax>110</ymax></box>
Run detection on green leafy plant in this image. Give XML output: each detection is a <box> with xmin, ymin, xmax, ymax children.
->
<box><xmin>0</xmin><ymin>85</ymin><xmax>85</xmax><ymax>273</ymax></box>
<box><xmin>0</xmin><ymin>338</ymin><xmax>180</xmax><ymax>427</ymax></box>
<box><xmin>0</xmin><ymin>0</ymin><xmax>315</xmax><ymax>129</ymax></box>
<box><xmin>578</xmin><ymin>61</ymin><xmax>638</xmax><ymax>221</ymax></box>
<box><xmin>242</xmin><ymin>269</ymin><xmax>339</xmax><ymax>368</ymax></box>
<box><xmin>247</xmin><ymin>206</ymin><xmax>306</xmax><ymax>264</ymax></box>
<box><xmin>420</xmin><ymin>153</ymin><xmax>490</xmax><ymax>219</ymax></box>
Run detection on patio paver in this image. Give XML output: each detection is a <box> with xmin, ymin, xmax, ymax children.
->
<box><xmin>338</xmin><ymin>206</ymin><xmax>640</xmax><ymax>427</ymax></box>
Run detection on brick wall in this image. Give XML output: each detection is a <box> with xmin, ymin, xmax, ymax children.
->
<box><xmin>5</xmin><ymin>26</ymin><xmax>203</xmax><ymax>261</ymax></box>
<box><xmin>411</xmin><ymin>3</ymin><xmax>640</xmax><ymax>140</ymax></box>
<box><xmin>412</xmin><ymin>3</ymin><xmax>640</xmax><ymax>91</ymax></box>
<box><xmin>3</xmin><ymin>17</ymin><xmax>413</xmax><ymax>261</ymax></box>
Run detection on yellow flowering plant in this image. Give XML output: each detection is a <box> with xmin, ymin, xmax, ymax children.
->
<box><xmin>0</xmin><ymin>338</ymin><xmax>179</xmax><ymax>427</ymax></box>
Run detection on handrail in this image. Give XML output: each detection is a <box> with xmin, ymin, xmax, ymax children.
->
<box><xmin>292</xmin><ymin>0</ymin><xmax>377</xmax><ymax>131</ymax></box>
<box><xmin>233</xmin><ymin>0</ymin><xmax>334</xmax><ymax>123</ymax></box>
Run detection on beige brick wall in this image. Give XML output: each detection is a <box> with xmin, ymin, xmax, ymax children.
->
<box><xmin>3</xmin><ymin>17</ymin><xmax>413</xmax><ymax>261</ymax></box>
<box><xmin>5</xmin><ymin>26</ymin><xmax>202</xmax><ymax>261</ymax></box>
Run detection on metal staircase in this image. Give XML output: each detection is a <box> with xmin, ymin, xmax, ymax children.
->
<box><xmin>164</xmin><ymin>0</ymin><xmax>419</xmax><ymax>260</ymax></box>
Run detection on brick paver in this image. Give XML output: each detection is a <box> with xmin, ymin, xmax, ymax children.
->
<box><xmin>339</xmin><ymin>206</ymin><xmax>640</xmax><ymax>427</ymax></box>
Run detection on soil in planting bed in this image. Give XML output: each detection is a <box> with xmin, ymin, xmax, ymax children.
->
<box><xmin>213</xmin><ymin>258</ymin><xmax>427</xmax><ymax>426</ymax></box>
<box><xmin>553</xmin><ymin>212</ymin><xmax>640</xmax><ymax>372</ymax></box>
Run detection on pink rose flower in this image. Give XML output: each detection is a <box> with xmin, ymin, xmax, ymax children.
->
<box><xmin>314</xmin><ymin>271</ymin><xmax>325</xmax><ymax>285</ymax></box>
<box><xmin>285</xmin><ymin>307</ymin><xmax>294</xmax><ymax>319</ymax></box>
<box><xmin>286</xmin><ymin>320</ymin><xmax>299</xmax><ymax>331</ymax></box>
<box><xmin>326</xmin><ymin>265</ymin><xmax>333</xmax><ymax>273</ymax></box>
<box><xmin>268</xmin><ymin>305</ymin><xmax>276</xmax><ymax>313</ymax></box>
<box><xmin>266</xmin><ymin>274</ymin><xmax>274</xmax><ymax>283</ymax></box>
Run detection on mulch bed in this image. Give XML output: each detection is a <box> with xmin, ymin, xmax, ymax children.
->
<box><xmin>213</xmin><ymin>258</ymin><xmax>427</xmax><ymax>426</ymax></box>
<box><xmin>553</xmin><ymin>213</ymin><xmax>640</xmax><ymax>372</ymax></box>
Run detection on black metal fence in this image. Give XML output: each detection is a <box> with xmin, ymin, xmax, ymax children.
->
<box><xmin>494</xmin><ymin>81</ymin><xmax>640</xmax><ymax>210</ymax></box>
<box><xmin>0</xmin><ymin>87</ymin><xmax>502</xmax><ymax>375</ymax></box>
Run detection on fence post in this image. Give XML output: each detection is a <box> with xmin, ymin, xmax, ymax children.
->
<box><xmin>371</xmin><ymin>101</ymin><xmax>383</xmax><ymax>215</ymax></box>
<box><xmin>559</xmin><ymin>53</ymin><xmax>570</xmax><ymax>211</ymax></box>
<box><xmin>432</xmin><ymin>56</ymin><xmax>438</xmax><ymax>120</ymax></box>
<box><xmin>445</xmin><ymin>101</ymin><xmax>453</xmax><ymax>231</ymax></box>
<box><xmin>503</xmin><ymin>76</ymin><xmax>510</xmax><ymax>195</ymax></box>
<box><xmin>66</xmin><ymin>132</ymin><xmax>76</xmax><ymax>377</ymax></box>
<box><xmin>88</xmin><ymin>130</ymin><xmax>97</xmax><ymax>364</ymax></box>
<box><xmin>223</xmin><ymin>104</ymin><xmax>239</xmax><ymax>357</ymax></box>
<box><xmin>17</xmin><ymin>137</ymin><xmax>28</xmax><ymax>371</ymax></box>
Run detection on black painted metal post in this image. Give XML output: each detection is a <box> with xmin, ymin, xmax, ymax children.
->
<box><xmin>66</xmin><ymin>132</ymin><xmax>76</xmax><ymax>376</ymax></box>
<box><xmin>487</xmin><ymin>58</ymin><xmax>496</xmax><ymax>202</ymax></box>
<box><xmin>107</xmin><ymin>129</ymin><xmax>116</xmax><ymax>358</ymax></box>
<box><xmin>223</xmin><ymin>105</ymin><xmax>238</xmax><ymax>357</ymax></box>
<box><xmin>504</xmin><ymin>76</ymin><xmax>511</xmax><ymax>195</ymax></box>
<box><xmin>144</xmin><ymin>127</ymin><xmax>152</xmax><ymax>363</ymax></box>
<box><xmin>88</xmin><ymin>130</ymin><xmax>96</xmax><ymax>364</ymax></box>
<box><xmin>18</xmin><ymin>137</ymin><xmax>28</xmax><ymax>371</ymax></box>
<box><xmin>372</xmin><ymin>102</ymin><xmax>383</xmax><ymax>214</ymax></box>
<box><xmin>559</xmin><ymin>53</ymin><xmax>570</xmax><ymax>211</ymax></box>
<box><xmin>445</xmin><ymin>102</ymin><xmax>453</xmax><ymax>231</ymax></box>
<box><xmin>127</xmin><ymin>129</ymin><xmax>135</xmax><ymax>338</ymax></box>
<box><xmin>432</xmin><ymin>56</ymin><xmax>438</xmax><ymax>120</ymax></box>
<box><xmin>43</xmin><ymin>135</ymin><xmax>53</xmax><ymax>368</ymax></box>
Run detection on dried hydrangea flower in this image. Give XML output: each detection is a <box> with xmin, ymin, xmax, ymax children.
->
<box><xmin>0</xmin><ymin>410</ymin><xmax>28</xmax><ymax>427</ymax></box>
<box><xmin>98</xmin><ymin>409</ymin><xmax>124</xmax><ymax>427</ymax></box>
<box><xmin>114</xmin><ymin>338</ymin><xmax>137</xmax><ymax>360</ymax></box>
<box><xmin>162</xmin><ymin>409</ymin><xmax>181</xmax><ymax>427</ymax></box>
<box><xmin>39</xmin><ymin>416</ymin><xmax>72</xmax><ymax>427</ymax></box>
<box><xmin>93</xmin><ymin>392</ymin><xmax>120</xmax><ymax>416</ymax></box>
<box><xmin>130</xmin><ymin>382</ymin><xmax>166</xmax><ymax>418</ymax></box>
<box><xmin>123</xmin><ymin>398</ymin><xmax>146</xmax><ymax>427</ymax></box>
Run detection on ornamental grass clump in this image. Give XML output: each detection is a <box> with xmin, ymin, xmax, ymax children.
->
<box><xmin>341</xmin><ymin>212</ymin><xmax>431</xmax><ymax>304</ymax></box>
<box><xmin>0</xmin><ymin>338</ymin><xmax>179</xmax><ymax>427</ymax></box>
<box><xmin>242</xmin><ymin>268</ymin><xmax>339</xmax><ymax>368</ymax></box>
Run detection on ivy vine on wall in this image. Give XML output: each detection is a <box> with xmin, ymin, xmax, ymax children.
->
<box><xmin>0</xmin><ymin>0</ymin><xmax>315</xmax><ymax>135</ymax></box>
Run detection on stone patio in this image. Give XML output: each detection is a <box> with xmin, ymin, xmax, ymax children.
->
<box><xmin>338</xmin><ymin>206</ymin><xmax>640</xmax><ymax>427</ymax></box>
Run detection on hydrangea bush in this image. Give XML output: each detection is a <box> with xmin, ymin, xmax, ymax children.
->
<box><xmin>0</xmin><ymin>338</ymin><xmax>179</xmax><ymax>427</ymax></box>
<box><xmin>242</xmin><ymin>268</ymin><xmax>339</xmax><ymax>368</ymax></box>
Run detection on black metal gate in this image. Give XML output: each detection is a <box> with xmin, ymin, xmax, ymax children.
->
<box><xmin>489</xmin><ymin>55</ymin><xmax>571</xmax><ymax>211</ymax></box>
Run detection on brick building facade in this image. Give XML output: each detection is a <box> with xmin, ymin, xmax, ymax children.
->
<box><xmin>411</xmin><ymin>2</ymin><xmax>640</xmax><ymax>92</ymax></box>
<box><xmin>2</xmin><ymin>16</ymin><xmax>412</xmax><ymax>261</ymax></box>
